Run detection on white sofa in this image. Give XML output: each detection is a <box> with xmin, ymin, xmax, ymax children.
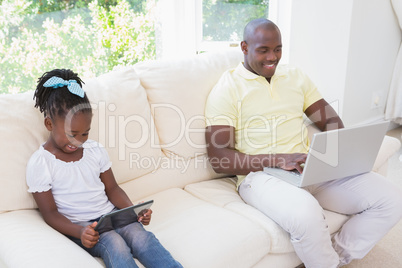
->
<box><xmin>0</xmin><ymin>50</ymin><xmax>400</xmax><ymax>268</ymax></box>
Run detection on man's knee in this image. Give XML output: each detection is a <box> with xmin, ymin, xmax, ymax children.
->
<box><xmin>282</xmin><ymin>197</ymin><xmax>326</xmax><ymax>236</ymax></box>
<box><xmin>369</xmin><ymin>173</ymin><xmax>402</xmax><ymax>219</ymax></box>
<box><xmin>382</xmin><ymin>186</ymin><xmax>402</xmax><ymax>222</ymax></box>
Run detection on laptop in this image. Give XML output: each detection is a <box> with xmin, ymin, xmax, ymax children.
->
<box><xmin>94</xmin><ymin>200</ymin><xmax>153</xmax><ymax>233</ymax></box>
<box><xmin>263</xmin><ymin>121</ymin><xmax>390</xmax><ymax>187</ymax></box>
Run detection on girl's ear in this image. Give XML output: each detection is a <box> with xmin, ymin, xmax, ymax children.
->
<box><xmin>44</xmin><ymin>117</ymin><xmax>53</xmax><ymax>131</ymax></box>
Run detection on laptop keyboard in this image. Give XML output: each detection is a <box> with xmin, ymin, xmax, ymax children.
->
<box><xmin>263</xmin><ymin>167</ymin><xmax>302</xmax><ymax>186</ymax></box>
<box><xmin>289</xmin><ymin>170</ymin><xmax>301</xmax><ymax>177</ymax></box>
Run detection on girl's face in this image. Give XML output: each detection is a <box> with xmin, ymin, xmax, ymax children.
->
<box><xmin>45</xmin><ymin>111</ymin><xmax>92</xmax><ymax>154</ymax></box>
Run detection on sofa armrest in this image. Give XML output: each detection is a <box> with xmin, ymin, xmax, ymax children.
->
<box><xmin>372</xmin><ymin>135</ymin><xmax>401</xmax><ymax>176</ymax></box>
<box><xmin>0</xmin><ymin>210</ymin><xmax>102</xmax><ymax>267</ymax></box>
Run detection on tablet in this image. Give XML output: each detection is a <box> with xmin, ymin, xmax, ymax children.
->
<box><xmin>94</xmin><ymin>200</ymin><xmax>154</xmax><ymax>233</ymax></box>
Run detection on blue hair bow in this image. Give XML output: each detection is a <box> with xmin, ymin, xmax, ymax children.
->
<box><xmin>43</xmin><ymin>76</ymin><xmax>85</xmax><ymax>98</ymax></box>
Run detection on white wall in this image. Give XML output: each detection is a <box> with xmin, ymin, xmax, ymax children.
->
<box><xmin>156</xmin><ymin>0</ymin><xmax>401</xmax><ymax>126</ymax></box>
<box><xmin>343</xmin><ymin>0</ymin><xmax>400</xmax><ymax>125</ymax></box>
<box><xmin>288</xmin><ymin>0</ymin><xmax>401</xmax><ymax>126</ymax></box>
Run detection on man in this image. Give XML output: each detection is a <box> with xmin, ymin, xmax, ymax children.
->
<box><xmin>205</xmin><ymin>18</ymin><xmax>402</xmax><ymax>268</ymax></box>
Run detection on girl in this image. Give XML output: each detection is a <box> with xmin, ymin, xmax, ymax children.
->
<box><xmin>26</xmin><ymin>69</ymin><xmax>182</xmax><ymax>268</ymax></box>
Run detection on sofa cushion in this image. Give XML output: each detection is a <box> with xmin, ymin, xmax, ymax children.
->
<box><xmin>184</xmin><ymin>178</ymin><xmax>349</xmax><ymax>253</ymax></box>
<box><xmin>137</xmin><ymin>188</ymin><xmax>271</xmax><ymax>268</ymax></box>
<box><xmin>0</xmin><ymin>210</ymin><xmax>102</xmax><ymax>267</ymax></box>
<box><xmin>2</xmin><ymin>189</ymin><xmax>271</xmax><ymax>268</ymax></box>
<box><xmin>133</xmin><ymin>50</ymin><xmax>243</xmax><ymax>159</ymax></box>
<box><xmin>84</xmin><ymin>67</ymin><xmax>163</xmax><ymax>184</ymax></box>
<box><xmin>119</xmin><ymin>154</ymin><xmax>223</xmax><ymax>201</ymax></box>
<box><xmin>0</xmin><ymin>91</ymin><xmax>47</xmax><ymax>212</ymax></box>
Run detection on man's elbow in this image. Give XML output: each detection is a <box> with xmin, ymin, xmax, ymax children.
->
<box><xmin>324</xmin><ymin>117</ymin><xmax>344</xmax><ymax>131</ymax></box>
<box><xmin>207</xmin><ymin>155</ymin><xmax>226</xmax><ymax>174</ymax></box>
<box><xmin>206</xmin><ymin>151</ymin><xmax>234</xmax><ymax>174</ymax></box>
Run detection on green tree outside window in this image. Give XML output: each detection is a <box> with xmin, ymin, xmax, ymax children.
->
<box><xmin>0</xmin><ymin>0</ymin><xmax>268</xmax><ymax>94</ymax></box>
<box><xmin>0</xmin><ymin>0</ymin><xmax>155</xmax><ymax>94</ymax></box>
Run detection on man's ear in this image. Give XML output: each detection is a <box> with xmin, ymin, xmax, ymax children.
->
<box><xmin>240</xmin><ymin>41</ymin><xmax>248</xmax><ymax>54</ymax></box>
<box><xmin>44</xmin><ymin>117</ymin><xmax>53</xmax><ymax>131</ymax></box>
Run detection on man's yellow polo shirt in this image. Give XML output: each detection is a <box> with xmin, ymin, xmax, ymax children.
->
<box><xmin>205</xmin><ymin>63</ymin><xmax>322</xmax><ymax>187</ymax></box>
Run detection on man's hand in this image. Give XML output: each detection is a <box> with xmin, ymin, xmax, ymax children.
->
<box><xmin>138</xmin><ymin>209</ymin><xmax>152</xmax><ymax>225</ymax></box>
<box><xmin>80</xmin><ymin>222</ymin><xmax>100</xmax><ymax>248</ymax></box>
<box><xmin>275</xmin><ymin>153</ymin><xmax>307</xmax><ymax>173</ymax></box>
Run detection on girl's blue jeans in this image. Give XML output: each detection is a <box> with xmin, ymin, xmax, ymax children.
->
<box><xmin>69</xmin><ymin>221</ymin><xmax>182</xmax><ymax>268</ymax></box>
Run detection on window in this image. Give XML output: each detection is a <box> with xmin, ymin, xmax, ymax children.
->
<box><xmin>0</xmin><ymin>0</ymin><xmax>156</xmax><ymax>94</ymax></box>
<box><xmin>1</xmin><ymin>0</ymin><xmax>274</xmax><ymax>94</ymax></box>
<box><xmin>197</xmin><ymin>0</ymin><xmax>269</xmax><ymax>52</ymax></box>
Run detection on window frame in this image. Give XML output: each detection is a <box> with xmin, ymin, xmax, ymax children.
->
<box><xmin>194</xmin><ymin>0</ymin><xmax>277</xmax><ymax>54</ymax></box>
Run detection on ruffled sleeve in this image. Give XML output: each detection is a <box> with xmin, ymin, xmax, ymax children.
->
<box><xmin>26</xmin><ymin>149</ymin><xmax>52</xmax><ymax>193</ymax></box>
<box><xmin>98</xmin><ymin>145</ymin><xmax>112</xmax><ymax>173</ymax></box>
<box><xmin>84</xmin><ymin>140</ymin><xmax>112</xmax><ymax>173</ymax></box>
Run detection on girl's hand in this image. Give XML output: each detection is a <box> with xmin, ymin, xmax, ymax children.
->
<box><xmin>138</xmin><ymin>209</ymin><xmax>152</xmax><ymax>225</ymax></box>
<box><xmin>80</xmin><ymin>222</ymin><xmax>100</xmax><ymax>248</ymax></box>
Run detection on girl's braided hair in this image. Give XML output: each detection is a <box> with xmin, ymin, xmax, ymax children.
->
<box><xmin>33</xmin><ymin>69</ymin><xmax>91</xmax><ymax>119</ymax></box>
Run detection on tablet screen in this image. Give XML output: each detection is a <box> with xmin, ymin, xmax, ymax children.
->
<box><xmin>95</xmin><ymin>200</ymin><xmax>154</xmax><ymax>233</ymax></box>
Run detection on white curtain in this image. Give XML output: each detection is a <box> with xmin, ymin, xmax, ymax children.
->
<box><xmin>386</xmin><ymin>0</ymin><xmax>402</xmax><ymax>124</ymax></box>
<box><xmin>155</xmin><ymin>0</ymin><xmax>197</xmax><ymax>60</ymax></box>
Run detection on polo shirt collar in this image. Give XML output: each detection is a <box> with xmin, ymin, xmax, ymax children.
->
<box><xmin>235</xmin><ymin>62</ymin><xmax>287</xmax><ymax>80</ymax></box>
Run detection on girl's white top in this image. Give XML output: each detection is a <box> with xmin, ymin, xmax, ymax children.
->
<box><xmin>26</xmin><ymin>140</ymin><xmax>115</xmax><ymax>222</ymax></box>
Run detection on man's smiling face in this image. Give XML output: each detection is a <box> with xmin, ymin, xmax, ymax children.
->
<box><xmin>241</xmin><ymin>26</ymin><xmax>282</xmax><ymax>81</ymax></box>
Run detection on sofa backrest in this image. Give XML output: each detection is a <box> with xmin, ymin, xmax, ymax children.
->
<box><xmin>134</xmin><ymin>49</ymin><xmax>243</xmax><ymax>159</ymax></box>
<box><xmin>0</xmin><ymin>67</ymin><xmax>163</xmax><ymax>212</ymax></box>
<box><xmin>0</xmin><ymin>50</ymin><xmax>244</xmax><ymax>213</ymax></box>
<box><xmin>84</xmin><ymin>67</ymin><xmax>164</xmax><ymax>185</ymax></box>
<box><xmin>0</xmin><ymin>91</ymin><xmax>49</xmax><ymax>212</ymax></box>
<box><xmin>117</xmin><ymin>50</ymin><xmax>245</xmax><ymax>199</ymax></box>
